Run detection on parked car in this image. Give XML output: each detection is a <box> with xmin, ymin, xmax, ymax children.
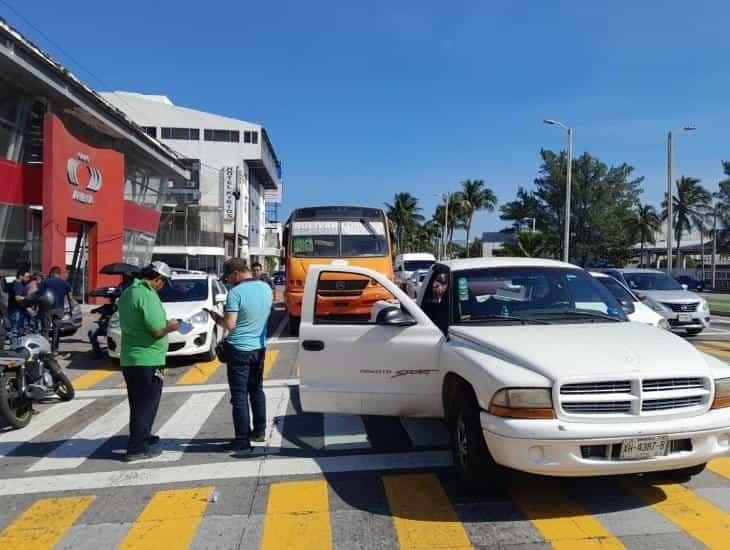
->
<box><xmin>594</xmin><ymin>268</ymin><xmax>710</xmax><ymax>335</ymax></box>
<box><xmin>297</xmin><ymin>258</ymin><xmax>730</xmax><ymax>486</ymax></box>
<box><xmin>589</xmin><ymin>272</ymin><xmax>669</xmax><ymax>329</ymax></box>
<box><xmin>674</xmin><ymin>275</ymin><xmax>707</xmax><ymax>292</ymax></box>
<box><xmin>405</xmin><ymin>269</ymin><xmax>431</xmax><ymax>300</ymax></box>
<box><xmin>107</xmin><ymin>273</ymin><xmax>227</xmax><ymax>361</ymax></box>
<box><xmin>394</xmin><ymin>253</ymin><xmax>436</xmax><ymax>289</ymax></box>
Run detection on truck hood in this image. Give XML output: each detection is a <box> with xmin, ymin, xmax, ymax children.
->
<box><xmin>448</xmin><ymin>322</ymin><xmax>710</xmax><ymax>380</ymax></box>
<box><xmin>161</xmin><ymin>300</ymin><xmax>208</xmax><ymax>321</ymax></box>
<box><xmin>634</xmin><ymin>289</ymin><xmax>700</xmax><ymax>303</ymax></box>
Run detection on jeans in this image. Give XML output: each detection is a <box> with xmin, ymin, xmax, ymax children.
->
<box><xmin>9</xmin><ymin>309</ymin><xmax>28</xmax><ymax>344</ymax></box>
<box><xmin>226</xmin><ymin>347</ymin><xmax>266</xmax><ymax>443</ymax></box>
<box><xmin>122</xmin><ymin>366</ymin><xmax>163</xmax><ymax>454</ymax></box>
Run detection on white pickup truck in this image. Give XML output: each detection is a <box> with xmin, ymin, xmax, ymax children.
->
<box><xmin>296</xmin><ymin>258</ymin><xmax>730</xmax><ymax>485</ymax></box>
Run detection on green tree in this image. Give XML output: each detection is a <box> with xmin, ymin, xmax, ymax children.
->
<box><xmin>499</xmin><ymin>187</ymin><xmax>546</xmax><ymax>231</ymax></box>
<box><xmin>626</xmin><ymin>203</ymin><xmax>661</xmax><ymax>267</ymax></box>
<box><xmin>661</xmin><ymin>176</ymin><xmax>711</xmax><ymax>268</ymax></box>
<box><xmin>385</xmin><ymin>192</ymin><xmax>424</xmax><ymax>254</ymax></box>
<box><xmin>458</xmin><ymin>179</ymin><xmax>497</xmax><ymax>257</ymax></box>
<box><xmin>497</xmin><ymin>231</ymin><xmax>547</xmax><ymax>258</ymax></box>
<box><xmin>500</xmin><ymin>149</ymin><xmax>643</xmax><ymax>265</ymax></box>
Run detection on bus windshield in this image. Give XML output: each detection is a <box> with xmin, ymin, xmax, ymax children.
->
<box><xmin>291</xmin><ymin>219</ymin><xmax>388</xmax><ymax>258</ymax></box>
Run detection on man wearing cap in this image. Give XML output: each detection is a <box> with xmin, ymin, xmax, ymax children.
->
<box><xmin>210</xmin><ymin>258</ymin><xmax>272</xmax><ymax>453</ymax></box>
<box><xmin>118</xmin><ymin>261</ymin><xmax>179</xmax><ymax>462</ymax></box>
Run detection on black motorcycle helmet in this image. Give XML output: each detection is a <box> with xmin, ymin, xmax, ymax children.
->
<box><xmin>35</xmin><ymin>288</ymin><xmax>56</xmax><ymax>312</ymax></box>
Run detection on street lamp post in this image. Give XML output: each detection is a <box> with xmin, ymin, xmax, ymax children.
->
<box><xmin>543</xmin><ymin>119</ymin><xmax>572</xmax><ymax>262</ymax></box>
<box><xmin>522</xmin><ymin>217</ymin><xmax>536</xmax><ymax>232</ymax></box>
<box><xmin>433</xmin><ymin>192</ymin><xmax>451</xmax><ymax>260</ymax></box>
<box><xmin>666</xmin><ymin>125</ymin><xmax>696</xmax><ymax>273</ymax></box>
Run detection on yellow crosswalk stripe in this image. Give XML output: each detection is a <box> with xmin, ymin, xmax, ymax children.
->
<box><xmin>177</xmin><ymin>359</ymin><xmax>221</xmax><ymax>385</ymax></box>
<box><xmin>626</xmin><ymin>479</ymin><xmax>730</xmax><ymax>548</ymax></box>
<box><xmin>382</xmin><ymin>474</ymin><xmax>472</xmax><ymax>549</ymax></box>
<box><xmin>709</xmin><ymin>457</ymin><xmax>730</xmax><ymax>479</ymax></box>
<box><xmin>72</xmin><ymin>363</ymin><xmax>119</xmax><ymax>389</ymax></box>
<box><xmin>695</xmin><ymin>346</ymin><xmax>730</xmax><ymax>360</ymax></box>
<box><xmin>119</xmin><ymin>487</ymin><xmax>213</xmax><ymax>549</ymax></box>
<box><xmin>511</xmin><ymin>485</ymin><xmax>624</xmax><ymax>549</ymax></box>
<box><xmin>0</xmin><ymin>495</ymin><xmax>95</xmax><ymax>549</ymax></box>
<box><xmin>261</xmin><ymin>480</ymin><xmax>332</xmax><ymax>550</ymax></box>
<box><xmin>694</xmin><ymin>340</ymin><xmax>730</xmax><ymax>350</ymax></box>
<box><xmin>263</xmin><ymin>349</ymin><xmax>280</xmax><ymax>378</ymax></box>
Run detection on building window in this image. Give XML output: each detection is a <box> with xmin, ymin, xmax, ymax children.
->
<box><xmin>204</xmin><ymin>129</ymin><xmax>240</xmax><ymax>142</ymax></box>
<box><xmin>161</xmin><ymin>127</ymin><xmax>199</xmax><ymax>140</ymax></box>
<box><xmin>141</xmin><ymin>126</ymin><xmax>157</xmax><ymax>138</ymax></box>
<box><xmin>243</xmin><ymin>131</ymin><xmax>259</xmax><ymax>144</ymax></box>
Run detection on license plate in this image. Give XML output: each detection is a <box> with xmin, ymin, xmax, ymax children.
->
<box><xmin>619</xmin><ymin>436</ymin><xmax>669</xmax><ymax>460</ymax></box>
<box><xmin>678</xmin><ymin>313</ymin><xmax>692</xmax><ymax>323</ymax></box>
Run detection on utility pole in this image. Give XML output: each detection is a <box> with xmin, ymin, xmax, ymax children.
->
<box><xmin>666</xmin><ymin>131</ymin><xmax>673</xmax><ymax>274</ymax></box>
<box><xmin>543</xmin><ymin>119</ymin><xmax>572</xmax><ymax>262</ymax></box>
<box><xmin>712</xmin><ymin>205</ymin><xmax>718</xmax><ymax>289</ymax></box>
<box><xmin>444</xmin><ymin>192</ymin><xmax>450</xmax><ymax>260</ymax></box>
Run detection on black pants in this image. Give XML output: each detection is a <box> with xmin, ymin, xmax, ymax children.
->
<box><xmin>226</xmin><ymin>348</ymin><xmax>266</xmax><ymax>443</ymax></box>
<box><xmin>122</xmin><ymin>366</ymin><xmax>163</xmax><ymax>454</ymax></box>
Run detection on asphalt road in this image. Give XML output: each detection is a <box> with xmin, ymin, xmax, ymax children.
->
<box><xmin>1</xmin><ymin>307</ymin><xmax>730</xmax><ymax>548</ymax></box>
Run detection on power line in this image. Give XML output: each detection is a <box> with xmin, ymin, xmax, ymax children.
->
<box><xmin>0</xmin><ymin>0</ymin><xmax>156</xmax><ymax>127</ymax></box>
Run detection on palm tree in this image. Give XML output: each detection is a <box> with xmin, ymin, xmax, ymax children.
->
<box><xmin>500</xmin><ymin>231</ymin><xmax>547</xmax><ymax>258</ymax></box>
<box><xmin>384</xmin><ymin>192</ymin><xmax>424</xmax><ymax>254</ymax></box>
<box><xmin>626</xmin><ymin>203</ymin><xmax>661</xmax><ymax>267</ymax></box>
<box><xmin>459</xmin><ymin>180</ymin><xmax>497</xmax><ymax>257</ymax></box>
<box><xmin>661</xmin><ymin>176</ymin><xmax>711</xmax><ymax>269</ymax></box>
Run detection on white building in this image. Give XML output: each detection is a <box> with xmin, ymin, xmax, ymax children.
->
<box><xmin>100</xmin><ymin>91</ymin><xmax>283</xmax><ymax>271</ymax></box>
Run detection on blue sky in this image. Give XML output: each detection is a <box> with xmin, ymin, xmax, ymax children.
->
<box><xmin>4</xmin><ymin>1</ymin><xmax>730</xmax><ymax>237</ymax></box>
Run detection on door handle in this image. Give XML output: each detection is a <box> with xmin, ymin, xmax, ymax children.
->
<box><xmin>302</xmin><ymin>340</ymin><xmax>325</xmax><ymax>351</ymax></box>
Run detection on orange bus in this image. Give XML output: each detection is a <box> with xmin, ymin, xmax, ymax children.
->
<box><xmin>283</xmin><ymin>205</ymin><xmax>394</xmax><ymax>334</ymax></box>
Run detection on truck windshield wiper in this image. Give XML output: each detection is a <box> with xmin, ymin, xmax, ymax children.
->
<box><xmin>460</xmin><ymin>315</ymin><xmax>552</xmax><ymax>325</ymax></box>
<box><xmin>535</xmin><ymin>310</ymin><xmax>622</xmax><ymax>322</ymax></box>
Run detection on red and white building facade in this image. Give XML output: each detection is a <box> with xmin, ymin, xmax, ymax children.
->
<box><xmin>0</xmin><ymin>20</ymin><xmax>189</xmax><ymax>295</ymax></box>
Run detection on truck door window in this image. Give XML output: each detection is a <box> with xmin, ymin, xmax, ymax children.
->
<box><xmin>314</xmin><ymin>271</ymin><xmax>397</xmax><ymax>325</ymax></box>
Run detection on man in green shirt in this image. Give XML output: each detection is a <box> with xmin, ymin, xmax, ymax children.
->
<box><xmin>118</xmin><ymin>261</ymin><xmax>179</xmax><ymax>462</ymax></box>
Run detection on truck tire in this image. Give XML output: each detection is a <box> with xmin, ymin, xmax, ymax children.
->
<box><xmin>448</xmin><ymin>382</ymin><xmax>502</xmax><ymax>491</ymax></box>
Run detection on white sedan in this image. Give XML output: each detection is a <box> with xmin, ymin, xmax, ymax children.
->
<box><xmin>108</xmin><ymin>273</ymin><xmax>227</xmax><ymax>361</ymax></box>
<box><xmin>296</xmin><ymin>258</ymin><xmax>730</xmax><ymax>486</ymax></box>
<box><xmin>589</xmin><ymin>271</ymin><xmax>669</xmax><ymax>329</ymax></box>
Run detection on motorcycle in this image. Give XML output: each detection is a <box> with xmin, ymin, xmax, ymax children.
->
<box><xmin>87</xmin><ymin>286</ymin><xmax>122</xmax><ymax>358</ymax></box>
<box><xmin>0</xmin><ymin>333</ymin><xmax>75</xmax><ymax>429</ymax></box>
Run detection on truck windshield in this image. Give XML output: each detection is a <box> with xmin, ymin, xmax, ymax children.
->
<box><xmin>623</xmin><ymin>273</ymin><xmax>682</xmax><ymax>291</ymax></box>
<box><xmin>451</xmin><ymin>267</ymin><xmax>626</xmax><ymax>324</ymax></box>
<box><xmin>159</xmin><ymin>279</ymin><xmax>209</xmax><ymax>303</ymax></box>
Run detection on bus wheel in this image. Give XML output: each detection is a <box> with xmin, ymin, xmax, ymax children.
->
<box><xmin>288</xmin><ymin>316</ymin><xmax>300</xmax><ymax>337</ymax></box>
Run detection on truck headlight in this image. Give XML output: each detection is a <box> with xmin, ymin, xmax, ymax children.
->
<box><xmin>108</xmin><ymin>314</ymin><xmax>120</xmax><ymax>329</ymax></box>
<box><xmin>190</xmin><ymin>310</ymin><xmax>209</xmax><ymax>325</ymax></box>
<box><xmin>700</xmin><ymin>299</ymin><xmax>710</xmax><ymax>312</ymax></box>
<box><xmin>489</xmin><ymin>388</ymin><xmax>555</xmax><ymax>419</ymax></box>
<box><xmin>712</xmin><ymin>378</ymin><xmax>730</xmax><ymax>409</ymax></box>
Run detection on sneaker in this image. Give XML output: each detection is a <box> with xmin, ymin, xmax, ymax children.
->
<box><xmin>229</xmin><ymin>439</ymin><xmax>253</xmax><ymax>454</ymax></box>
<box><xmin>147</xmin><ymin>435</ymin><xmax>160</xmax><ymax>446</ymax></box>
<box><xmin>251</xmin><ymin>431</ymin><xmax>265</xmax><ymax>443</ymax></box>
<box><xmin>124</xmin><ymin>442</ymin><xmax>162</xmax><ymax>462</ymax></box>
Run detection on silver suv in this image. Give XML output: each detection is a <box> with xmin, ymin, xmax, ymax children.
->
<box><xmin>595</xmin><ymin>268</ymin><xmax>710</xmax><ymax>335</ymax></box>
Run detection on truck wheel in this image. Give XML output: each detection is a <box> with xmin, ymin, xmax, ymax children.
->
<box><xmin>448</xmin><ymin>384</ymin><xmax>500</xmax><ymax>490</ymax></box>
<box><xmin>288</xmin><ymin>316</ymin><xmax>300</xmax><ymax>337</ymax></box>
<box><xmin>665</xmin><ymin>462</ymin><xmax>706</xmax><ymax>480</ymax></box>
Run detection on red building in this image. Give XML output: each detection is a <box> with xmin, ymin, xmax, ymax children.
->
<box><xmin>0</xmin><ymin>20</ymin><xmax>189</xmax><ymax>295</ymax></box>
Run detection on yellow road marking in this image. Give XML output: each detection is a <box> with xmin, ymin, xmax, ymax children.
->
<box><xmin>694</xmin><ymin>345</ymin><xmax>730</xmax><ymax>359</ymax></box>
<box><xmin>177</xmin><ymin>359</ymin><xmax>221</xmax><ymax>385</ymax></box>
<box><xmin>261</xmin><ymin>480</ymin><xmax>332</xmax><ymax>550</ymax></box>
<box><xmin>72</xmin><ymin>362</ymin><xmax>119</xmax><ymax>389</ymax></box>
<box><xmin>694</xmin><ymin>340</ymin><xmax>730</xmax><ymax>350</ymax></box>
<box><xmin>0</xmin><ymin>495</ymin><xmax>94</xmax><ymax>548</ymax></box>
<box><xmin>627</xmin><ymin>479</ymin><xmax>730</xmax><ymax>548</ymax></box>
<box><xmin>383</xmin><ymin>474</ymin><xmax>472</xmax><ymax>549</ymax></box>
<box><xmin>511</xmin><ymin>485</ymin><xmax>624</xmax><ymax>549</ymax></box>
<box><xmin>709</xmin><ymin>457</ymin><xmax>730</xmax><ymax>479</ymax></box>
<box><xmin>119</xmin><ymin>487</ymin><xmax>212</xmax><ymax>550</ymax></box>
<box><xmin>263</xmin><ymin>349</ymin><xmax>280</xmax><ymax>378</ymax></box>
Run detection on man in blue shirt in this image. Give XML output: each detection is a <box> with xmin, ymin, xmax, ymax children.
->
<box><xmin>7</xmin><ymin>269</ymin><xmax>30</xmax><ymax>343</ymax></box>
<box><xmin>39</xmin><ymin>266</ymin><xmax>73</xmax><ymax>311</ymax></box>
<box><xmin>211</xmin><ymin>258</ymin><xmax>272</xmax><ymax>454</ymax></box>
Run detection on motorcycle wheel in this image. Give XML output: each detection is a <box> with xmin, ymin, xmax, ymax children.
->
<box><xmin>0</xmin><ymin>371</ymin><xmax>33</xmax><ymax>429</ymax></box>
<box><xmin>48</xmin><ymin>359</ymin><xmax>75</xmax><ymax>401</ymax></box>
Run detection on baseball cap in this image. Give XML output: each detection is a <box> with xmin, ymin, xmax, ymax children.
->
<box><xmin>146</xmin><ymin>261</ymin><xmax>173</xmax><ymax>280</ymax></box>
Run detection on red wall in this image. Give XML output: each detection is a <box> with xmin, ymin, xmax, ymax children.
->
<box><xmin>42</xmin><ymin>114</ymin><xmax>124</xmax><ymax>290</ymax></box>
<box><xmin>124</xmin><ymin>201</ymin><xmax>161</xmax><ymax>235</ymax></box>
<box><xmin>0</xmin><ymin>158</ymin><xmax>42</xmax><ymax>205</ymax></box>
